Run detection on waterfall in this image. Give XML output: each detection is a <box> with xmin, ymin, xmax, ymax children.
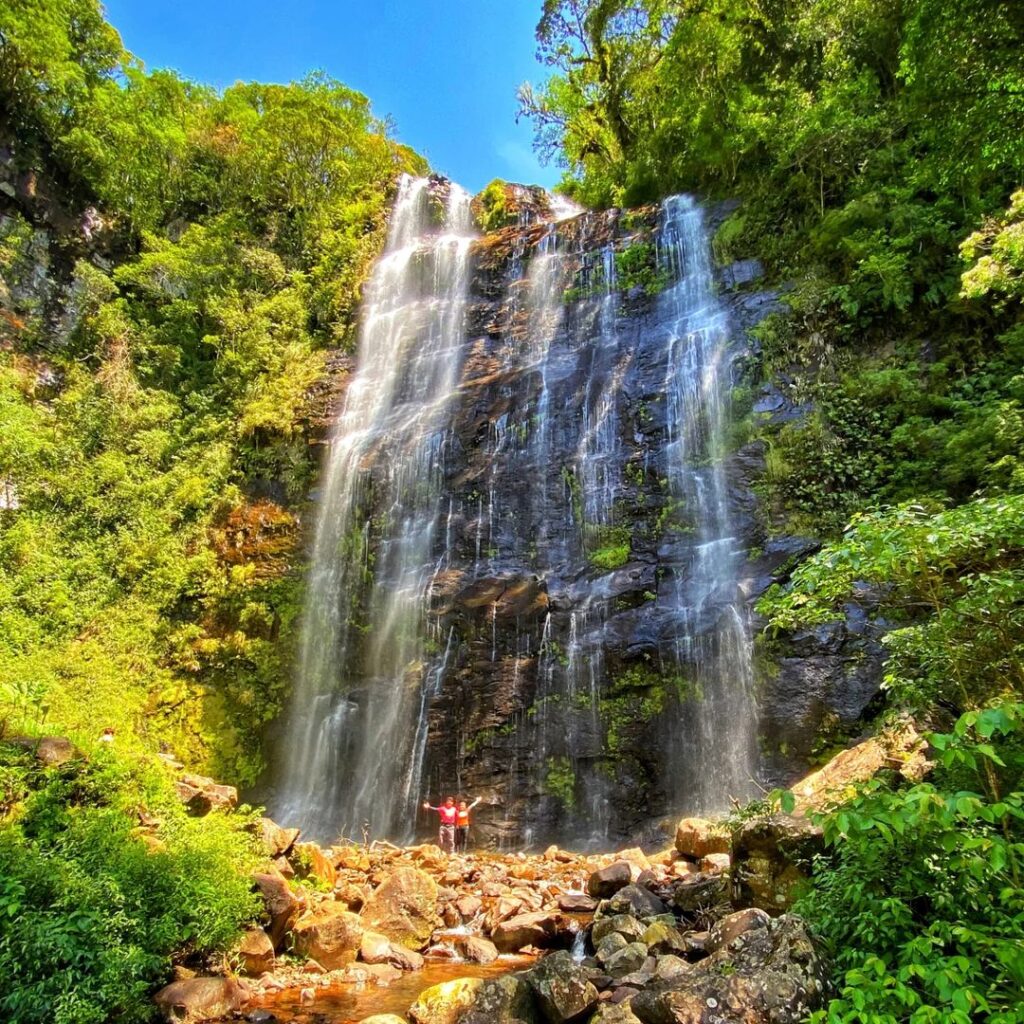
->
<box><xmin>271</xmin><ymin>176</ymin><xmax>476</xmax><ymax>842</ymax></box>
<box><xmin>270</xmin><ymin>181</ymin><xmax>760</xmax><ymax>845</ymax></box>
<box><xmin>659</xmin><ymin>194</ymin><xmax>759</xmax><ymax>813</ymax></box>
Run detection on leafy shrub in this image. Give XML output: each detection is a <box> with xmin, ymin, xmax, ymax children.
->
<box><xmin>797</xmin><ymin>703</ymin><xmax>1024</xmax><ymax>1023</ymax></box>
<box><xmin>0</xmin><ymin>743</ymin><xmax>260</xmax><ymax>1024</ymax></box>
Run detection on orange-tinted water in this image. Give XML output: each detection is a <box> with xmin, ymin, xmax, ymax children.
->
<box><xmin>252</xmin><ymin>956</ymin><xmax>532</xmax><ymax>1024</ymax></box>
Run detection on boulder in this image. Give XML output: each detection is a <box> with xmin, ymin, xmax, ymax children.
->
<box><xmin>640</xmin><ymin>920</ymin><xmax>687</xmax><ymax>957</ymax></box>
<box><xmin>291</xmin><ymin>904</ymin><xmax>363</xmax><ymax>969</ymax></box>
<box><xmin>700</xmin><ymin>853</ymin><xmax>731</xmax><ymax>874</ymax></box>
<box><xmin>731</xmin><ymin>815</ymin><xmax>824</xmax><ymax>912</ymax></box>
<box><xmin>603</xmin><ymin>885</ymin><xmax>667</xmax><ymax>920</ymax></box>
<box><xmin>361</xmin><ymin>866</ymin><xmax>439</xmax><ymax>950</ymax></box>
<box><xmin>595</xmin><ymin>932</ymin><xmax>629</xmax><ymax>965</ymax></box>
<box><xmin>615</xmin><ymin>848</ymin><xmax>652</xmax><ymax>879</ymax></box>
<box><xmin>456</xmin><ymin>893</ymin><xmax>483</xmax><ymax>919</ymax></box>
<box><xmin>587</xmin><ymin>862</ymin><xmax>632</xmax><ymax>899</ymax></box>
<box><xmin>652</xmin><ymin>955</ymin><xmax>689</xmax><ymax>982</ymax></box>
<box><xmin>253</xmin><ymin>870</ymin><xmax>302</xmax><ymax>949</ymax></box>
<box><xmin>293</xmin><ymin>842</ymin><xmax>337</xmax><ymax>887</ymax></box>
<box><xmin>591</xmin><ymin>914</ymin><xmax>645</xmax><ymax>946</ymax></box>
<box><xmin>525</xmin><ymin>950</ymin><xmax>600</xmax><ymax>1024</ymax></box>
<box><xmin>153</xmin><ymin>977</ymin><xmax>249</xmax><ymax>1023</ymax></box>
<box><xmin>175</xmin><ymin>772</ymin><xmax>238</xmax><ymax>814</ymax></box>
<box><xmin>492</xmin><ymin>910</ymin><xmax>569</xmax><ymax>953</ymax></box>
<box><xmin>671</xmin><ymin>874</ymin><xmax>729</xmax><ymax>916</ymax></box>
<box><xmin>706</xmin><ymin>908</ymin><xmax>772</xmax><ymax>955</ymax></box>
<box><xmin>791</xmin><ymin>719</ymin><xmax>929</xmax><ymax>813</ymax></box>
<box><xmin>360</xmin><ymin>929</ymin><xmax>394</xmax><ymax>963</ymax></box>
<box><xmin>409</xmin><ymin>977</ymin><xmax>485</xmax><ymax>1024</ymax></box>
<box><xmin>258</xmin><ymin>817</ymin><xmax>300</xmax><ymax>858</ymax></box>
<box><xmin>460</xmin><ymin>973</ymin><xmax>538</xmax><ymax>1024</ymax></box>
<box><xmin>11</xmin><ymin>735</ymin><xmax>82</xmax><ymax>767</ymax></box>
<box><xmin>459</xmin><ymin>935</ymin><xmax>499</xmax><ymax>963</ymax></box>
<box><xmin>630</xmin><ymin>914</ymin><xmax>828</xmax><ymax>1024</ymax></box>
<box><xmin>603</xmin><ymin>942</ymin><xmax>649</xmax><ymax>979</ymax></box>
<box><xmin>592</xmin><ymin>1002</ymin><xmax>644</xmax><ymax>1024</ymax></box>
<box><xmin>558</xmin><ymin>893</ymin><xmax>598</xmax><ymax>913</ymax></box>
<box><xmin>674</xmin><ymin>818</ymin><xmax>730</xmax><ymax>860</ymax></box>
<box><xmin>232</xmin><ymin>927</ymin><xmax>275</xmax><ymax>975</ymax></box>
<box><xmin>360</xmin><ymin>1016</ymin><xmax>410</xmax><ymax>1024</ymax></box>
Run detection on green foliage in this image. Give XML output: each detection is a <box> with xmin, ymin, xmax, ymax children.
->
<box><xmin>0</xmin><ymin>740</ymin><xmax>261</xmax><ymax>1024</ymax></box>
<box><xmin>613</xmin><ymin>241</ymin><xmax>668</xmax><ymax>296</ymax></box>
<box><xmin>473</xmin><ymin>179</ymin><xmax>519</xmax><ymax>233</ymax></box>
<box><xmin>0</xmin><ymin>1</ymin><xmax>424</xmax><ymax>784</ymax></box>
<box><xmin>797</xmin><ymin>703</ymin><xmax>1024</xmax><ymax>1023</ymax></box>
<box><xmin>759</xmin><ymin>496</ymin><xmax>1024</xmax><ymax>712</ymax></box>
<box><xmin>585</xmin><ymin>522</ymin><xmax>631</xmax><ymax>570</ymax></box>
<box><xmin>543</xmin><ymin>755</ymin><xmax>576</xmax><ymax>807</ymax></box>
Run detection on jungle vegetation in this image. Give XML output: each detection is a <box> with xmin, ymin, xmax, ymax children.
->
<box><xmin>521</xmin><ymin>1</ymin><xmax>1024</xmax><ymax>1019</ymax></box>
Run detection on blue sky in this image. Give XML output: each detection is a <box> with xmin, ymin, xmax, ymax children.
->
<box><xmin>103</xmin><ymin>0</ymin><xmax>562</xmax><ymax>194</ymax></box>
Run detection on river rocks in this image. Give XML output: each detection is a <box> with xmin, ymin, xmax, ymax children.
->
<box><xmin>592</xmin><ymin>914</ymin><xmax>646</xmax><ymax>946</ymax></box>
<box><xmin>602</xmin><ymin>885</ymin><xmax>668</xmax><ymax>920</ymax></box>
<box><xmin>153</xmin><ymin>977</ymin><xmax>249</xmax><ymax>1023</ymax></box>
<box><xmin>558</xmin><ymin>893</ymin><xmax>598</xmax><ymax>913</ymax></box>
<box><xmin>603</xmin><ymin>942</ymin><xmax>649</xmax><ymax>978</ymax></box>
<box><xmin>232</xmin><ymin>927</ymin><xmax>275</xmax><ymax>975</ymax></box>
<box><xmin>457</xmin><ymin>934</ymin><xmax>499</xmax><ymax>963</ymax></box>
<box><xmin>730</xmin><ymin>815</ymin><xmax>823</xmax><ymax>912</ymax></box>
<box><xmin>293</xmin><ymin>842</ymin><xmax>337</xmax><ymax>887</ymax></box>
<box><xmin>409</xmin><ymin>977</ymin><xmax>485</xmax><ymax>1024</ymax></box>
<box><xmin>671</xmin><ymin>874</ymin><xmax>729</xmax><ymax>917</ymax></box>
<box><xmin>525</xmin><ymin>950</ymin><xmax>600</xmax><ymax>1024</ymax></box>
<box><xmin>360</xmin><ymin>866</ymin><xmax>439</xmax><ymax>950</ymax></box>
<box><xmin>460</xmin><ymin>973</ymin><xmax>538</xmax><ymax>1024</ymax></box>
<box><xmin>253</xmin><ymin>870</ymin><xmax>303</xmax><ymax>949</ymax></box>
<box><xmin>630</xmin><ymin>914</ymin><xmax>827</xmax><ymax>1024</ymax></box>
<box><xmin>674</xmin><ymin>819</ymin><xmax>730</xmax><ymax>860</ymax></box>
<box><xmin>290</xmin><ymin>905</ymin><xmax>363</xmax><ymax>969</ymax></box>
<box><xmin>174</xmin><ymin>772</ymin><xmax>238</xmax><ymax>815</ymax></box>
<box><xmin>492</xmin><ymin>910</ymin><xmax>570</xmax><ymax>952</ymax></box>
<box><xmin>258</xmin><ymin>817</ymin><xmax>300</xmax><ymax>858</ymax></box>
<box><xmin>587</xmin><ymin>862</ymin><xmax>632</xmax><ymax>899</ymax></box>
<box><xmin>640</xmin><ymin>920</ymin><xmax>688</xmax><ymax>957</ymax></box>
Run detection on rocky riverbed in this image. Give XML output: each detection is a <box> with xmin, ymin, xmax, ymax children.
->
<box><xmin>153</xmin><ymin>720</ymin><xmax>931</xmax><ymax>1024</ymax></box>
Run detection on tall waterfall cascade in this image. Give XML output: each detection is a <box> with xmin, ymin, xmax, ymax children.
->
<box><xmin>270</xmin><ymin>177</ymin><xmax>759</xmax><ymax>845</ymax></box>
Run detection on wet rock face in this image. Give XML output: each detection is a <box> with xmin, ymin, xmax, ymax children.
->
<box><xmin>300</xmin><ymin>189</ymin><xmax>884</xmax><ymax>848</ymax></box>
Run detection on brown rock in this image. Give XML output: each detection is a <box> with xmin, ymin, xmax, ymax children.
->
<box><xmin>706</xmin><ymin>908</ymin><xmax>771</xmax><ymax>955</ymax></box>
<box><xmin>335</xmin><ymin>846</ymin><xmax>372</xmax><ymax>872</ymax></box>
<box><xmin>699</xmin><ymin>853</ymin><xmax>731</xmax><ymax>874</ymax></box>
<box><xmin>587</xmin><ymin>861</ymin><xmax>632</xmax><ymax>899</ymax></box>
<box><xmin>361</xmin><ymin>866</ymin><xmax>440</xmax><ymax>950</ymax></box>
<box><xmin>253</xmin><ymin>870</ymin><xmax>302</xmax><ymax>950</ymax></box>
<box><xmin>294</xmin><ymin>842</ymin><xmax>337</xmax><ymax>887</ymax></box>
<box><xmin>525</xmin><ymin>950</ymin><xmax>600</xmax><ymax>1024</ymax></box>
<box><xmin>177</xmin><ymin>772</ymin><xmax>238</xmax><ymax>814</ymax></box>
<box><xmin>459</xmin><ymin>972</ymin><xmax>538</xmax><ymax>1024</ymax></box>
<box><xmin>360</xmin><ymin>929</ymin><xmax>394</xmax><ymax>963</ymax></box>
<box><xmin>360</xmin><ymin>1013</ymin><xmax>409</xmax><ymax>1024</ymax></box>
<box><xmin>491</xmin><ymin>910</ymin><xmax>569</xmax><ymax>953</ymax></box>
<box><xmin>408</xmin><ymin>977</ymin><xmax>485</xmax><ymax>1024</ymax></box>
<box><xmin>291</xmin><ymin>904</ymin><xmax>364</xmax><ymax>969</ymax></box>
<box><xmin>730</xmin><ymin>815</ymin><xmax>824</xmax><ymax>912</ymax></box>
<box><xmin>557</xmin><ymin>893</ymin><xmax>598</xmax><ymax>913</ymax></box>
<box><xmin>459</xmin><ymin>935</ymin><xmax>499</xmax><ymax>963</ymax></box>
<box><xmin>11</xmin><ymin>735</ymin><xmax>82</xmax><ymax>767</ymax></box>
<box><xmin>232</xmin><ymin>927</ymin><xmax>275</xmax><ymax>975</ymax></box>
<box><xmin>673</xmin><ymin>818</ymin><xmax>729</xmax><ymax>860</ymax></box>
<box><xmin>259</xmin><ymin>817</ymin><xmax>300</xmax><ymax>858</ymax></box>
<box><xmin>153</xmin><ymin>977</ymin><xmax>249</xmax><ymax>1023</ymax></box>
<box><xmin>456</xmin><ymin>893</ymin><xmax>483</xmax><ymax>920</ymax></box>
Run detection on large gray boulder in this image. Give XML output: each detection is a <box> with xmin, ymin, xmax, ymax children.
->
<box><xmin>630</xmin><ymin>913</ymin><xmax>829</xmax><ymax>1024</ymax></box>
<box><xmin>525</xmin><ymin>950</ymin><xmax>600</xmax><ymax>1024</ymax></box>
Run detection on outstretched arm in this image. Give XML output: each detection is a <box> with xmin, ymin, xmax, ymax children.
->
<box><xmin>422</xmin><ymin>802</ymin><xmax>437</xmax><ymax>811</ymax></box>
<box><xmin>469</xmin><ymin>797</ymin><xmax>482</xmax><ymax>810</ymax></box>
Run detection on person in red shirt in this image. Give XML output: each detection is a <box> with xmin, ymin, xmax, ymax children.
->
<box><xmin>423</xmin><ymin>796</ymin><xmax>458</xmax><ymax>853</ymax></box>
<box><xmin>455</xmin><ymin>797</ymin><xmax>482</xmax><ymax>853</ymax></box>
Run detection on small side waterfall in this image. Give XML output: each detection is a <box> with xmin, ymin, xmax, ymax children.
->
<box><xmin>271</xmin><ymin>176</ymin><xmax>476</xmax><ymax>841</ymax></box>
<box><xmin>659</xmin><ymin>195</ymin><xmax>759</xmax><ymax>812</ymax></box>
<box><xmin>270</xmin><ymin>181</ymin><xmax>761</xmax><ymax>844</ymax></box>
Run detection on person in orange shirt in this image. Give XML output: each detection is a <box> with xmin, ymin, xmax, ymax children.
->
<box><xmin>455</xmin><ymin>796</ymin><xmax>482</xmax><ymax>854</ymax></box>
<box><xmin>423</xmin><ymin>796</ymin><xmax>458</xmax><ymax>853</ymax></box>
